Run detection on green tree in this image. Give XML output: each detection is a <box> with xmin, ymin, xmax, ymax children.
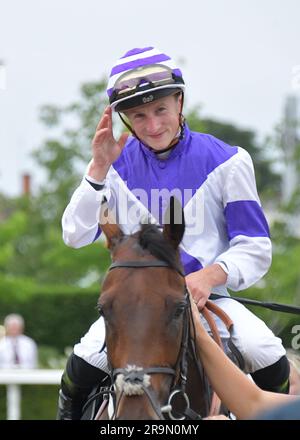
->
<box><xmin>186</xmin><ymin>106</ymin><xmax>280</xmax><ymax>195</ymax></box>
<box><xmin>34</xmin><ymin>80</ymin><xmax>109</xmax><ymax>224</ymax></box>
<box><xmin>0</xmin><ymin>80</ymin><xmax>112</xmax><ymax>289</ymax></box>
<box><xmin>239</xmin><ymin>115</ymin><xmax>300</xmax><ymax>343</ymax></box>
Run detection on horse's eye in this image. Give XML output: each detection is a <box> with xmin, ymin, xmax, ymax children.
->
<box><xmin>174</xmin><ymin>303</ymin><xmax>186</xmax><ymax>319</ymax></box>
<box><xmin>97</xmin><ymin>304</ymin><xmax>104</xmax><ymax>316</ymax></box>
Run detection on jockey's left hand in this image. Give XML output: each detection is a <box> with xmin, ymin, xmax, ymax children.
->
<box><xmin>185</xmin><ymin>264</ymin><xmax>228</xmax><ymax>310</ymax></box>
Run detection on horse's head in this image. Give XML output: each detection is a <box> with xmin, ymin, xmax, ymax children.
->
<box><xmin>98</xmin><ymin>197</ymin><xmax>190</xmax><ymax>419</ymax></box>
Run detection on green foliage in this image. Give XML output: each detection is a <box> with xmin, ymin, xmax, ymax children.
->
<box><xmin>235</xmin><ymin>230</ymin><xmax>300</xmax><ymax>348</ymax></box>
<box><xmin>0</xmin><ymin>199</ymin><xmax>111</xmax><ymax>286</ymax></box>
<box><xmin>0</xmin><ymin>79</ymin><xmax>112</xmax><ymax>289</ymax></box>
<box><xmin>0</xmin><ymin>289</ymin><xmax>100</xmax><ymax>351</ymax></box>
<box><xmin>34</xmin><ymin>80</ymin><xmax>108</xmax><ymax>198</ymax></box>
<box><xmin>0</xmin><ymin>385</ymin><xmax>59</xmax><ymax>420</ymax></box>
<box><xmin>21</xmin><ymin>385</ymin><xmax>59</xmax><ymax>420</ymax></box>
<box><xmin>186</xmin><ymin>106</ymin><xmax>281</xmax><ymax>195</ymax></box>
<box><xmin>38</xmin><ymin>345</ymin><xmax>71</xmax><ymax>369</ymax></box>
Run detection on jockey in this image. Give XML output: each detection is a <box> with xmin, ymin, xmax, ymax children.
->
<box><xmin>57</xmin><ymin>47</ymin><xmax>290</xmax><ymax>419</ymax></box>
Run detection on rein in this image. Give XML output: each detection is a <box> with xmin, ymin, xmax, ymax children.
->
<box><xmin>210</xmin><ymin>293</ymin><xmax>300</xmax><ymax>315</ymax></box>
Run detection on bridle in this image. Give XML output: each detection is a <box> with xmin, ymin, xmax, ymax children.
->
<box><xmin>106</xmin><ymin>258</ymin><xmax>202</xmax><ymax>420</ymax></box>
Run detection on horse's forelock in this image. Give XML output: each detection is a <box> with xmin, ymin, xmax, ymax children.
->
<box><xmin>138</xmin><ymin>224</ymin><xmax>181</xmax><ymax>273</ymax></box>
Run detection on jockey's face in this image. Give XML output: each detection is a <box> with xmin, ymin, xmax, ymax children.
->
<box><xmin>123</xmin><ymin>94</ymin><xmax>182</xmax><ymax>150</ymax></box>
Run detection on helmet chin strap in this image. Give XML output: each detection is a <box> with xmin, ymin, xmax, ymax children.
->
<box><xmin>117</xmin><ymin>93</ymin><xmax>185</xmax><ymax>151</ymax></box>
<box><xmin>117</xmin><ymin>112</ymin><xmax>138</xmax><ymax>139</ymax></box>
<box><xmin>178</xmin><ymin>92</ymin><xmax>185</xmax><ymax>141</ymax></box>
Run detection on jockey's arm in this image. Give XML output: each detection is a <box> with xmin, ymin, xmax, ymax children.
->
<box><xmin>214</xmin><ymin>148</ymin><xmax>272</xmax><ymax>292</ymax></box>
<box><xmin>186</xmin><ymin>264</ymin><xmax>228</xmax><ymax>310</ymax></box>
<box><xmin>189</xmin><ymin>295</ymin><xmax>296</xmax><ymax>419</ymax></box>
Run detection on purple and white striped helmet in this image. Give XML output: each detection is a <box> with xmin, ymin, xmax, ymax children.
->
<box><xmin>107</xmin><ymin>47</ymin><xmax>185</xmax><ymax>111</ymax></box>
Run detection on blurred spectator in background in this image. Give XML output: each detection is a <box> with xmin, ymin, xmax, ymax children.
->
<box><xmin>287</xmin><ymin>349</ymin><xmax>300</xmax><ymax>395</ymax></box>
<box><xmin>0</xmin><ymin>314</ymin><xmax>38</xmax><ymax>368</ymax></box>
<box><xmin>0</xmin><ymin>325</ymin><xmax>5</xmax><ymax>340</ymax></box>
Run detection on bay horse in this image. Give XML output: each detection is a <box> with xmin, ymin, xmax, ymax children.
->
<box><xmin>96</xmin><ymin>197</ymin><xmax>214</xmax><ymax>420</ymax></box>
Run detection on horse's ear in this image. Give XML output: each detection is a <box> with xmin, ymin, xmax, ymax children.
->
<box><xmin>163</xmin><ymin>196</ymin><xmax>185</xmax><ymax>249</ymax></box>
<box><xmin>99</xmin><ymin>200</ymin><xmax>123</xmax><ymax>249</ymax></box>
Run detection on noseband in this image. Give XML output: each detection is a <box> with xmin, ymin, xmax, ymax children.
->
<box><xmin>107</xmin><ymin>259</ymin><xmax>192</xmax><ymax>420</ymax></box>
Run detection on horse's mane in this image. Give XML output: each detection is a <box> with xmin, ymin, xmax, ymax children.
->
<box><xmin>138</xmin><ymin>223</ymin><xmax>183</xmax><ymax>273</ymax></box>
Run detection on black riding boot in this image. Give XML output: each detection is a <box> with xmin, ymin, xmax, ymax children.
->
<box><xmin>57</xmin><ymin>389</ymin><xmax>82</xmax><ymax>420</ymax></box>
<box><xmin>251</xmin><ymin>355</ymin><xmax>290</xmax><ymax>394</ymax></box>
<box><xmin>57</xmin><ymin>352</ymin><xmax>110</xmax><ymax>420</ymax></box>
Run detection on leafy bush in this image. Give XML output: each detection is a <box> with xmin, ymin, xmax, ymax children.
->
<box><xmin>0</xmin><ymin>289</ymin><xmax>100</xmax><ymax>352</ymax></box>
<box><xmin>0</xmin><ymin>385</ymin><xmax>59</xmax><ymax>420</ymax></box>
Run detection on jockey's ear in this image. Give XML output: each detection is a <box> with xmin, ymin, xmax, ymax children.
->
<box><xmin>163</xmin><ymin>196</ymin><xmax>185</xmax><ymax>249</ymax></box>
<box><xmin>99</xmin><ymin>200</ymin><xmax>123</xmax><ymax>249</ymax></box>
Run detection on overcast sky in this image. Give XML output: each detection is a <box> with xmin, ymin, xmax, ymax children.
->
<box><xmin>1</xmin><ymin>0</ymin><xmax>300</xmax><ymax>196</ymax></box>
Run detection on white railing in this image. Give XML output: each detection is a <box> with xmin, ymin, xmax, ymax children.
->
<box><xmin>0</xmin><ymin>369</ymin><xmax>63</xmax><ymax>420</ymax></box>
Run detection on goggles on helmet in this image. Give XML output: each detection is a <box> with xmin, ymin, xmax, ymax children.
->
<box><xmin>109</xmin><ymin>64</ymin><xmax>184</xmax><ymax>106</ymax></box>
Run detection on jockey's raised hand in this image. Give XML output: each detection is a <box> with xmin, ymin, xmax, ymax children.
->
<box><xmin>186</xmin><ymin>264</ymin><xmax>228</xmax><ymax>310</ymax></box>
<box><xmin>88</xmin><ymin>106</ymin><xmax>129</xmax><ymax>181</ymax></box>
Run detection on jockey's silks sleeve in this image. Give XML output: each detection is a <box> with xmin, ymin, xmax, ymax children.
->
<box><xmin>62</xmin><ymin>124</ymin><xmax>271</xmax><ymax>293</ymax></box>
